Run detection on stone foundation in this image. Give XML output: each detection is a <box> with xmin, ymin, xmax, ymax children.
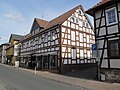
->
<box><xmin>61</xmin><ymin>63</ymin><xmax>97</xmax><ymax>73</ymax></box>
<box><xmin>100</xmin><ymin>69</ymin><xmax>120</xmax><ymax>83</ymax></box>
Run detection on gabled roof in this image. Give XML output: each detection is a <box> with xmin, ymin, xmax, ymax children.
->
<box><xmin>40</xmin><ymin>5</ymin><xmax>93</xmax><ymax>31</ymax></box>
<box><xmin>86</xmin><ymin>0</ymin><xmax>111</xmax><ymax>16</ymax></box>
<box><xmin>30</xmin><ymin>18</ymin><xmax>49</xmax><ymax>33</ymax></box>
<box><xmin>44</xmin><ymin>5</ymin><xmax>80</xmax><ymax>30</ymax></box>
<box><xmin>20</xmin><ymin>5</ymin><xmax>93</xmax><ymax>42</ymax></box>
<box><xmin>35</xmin><ymin>18</ymin><xmax>49</xmax><ymax>28</ymax></box>
<box><xmin>9</xmin><ymin>34</ymin><xmax>24</xmax><ymax>43</ymax></box>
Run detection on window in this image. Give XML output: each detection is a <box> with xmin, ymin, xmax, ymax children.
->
<box><xmin>76</xmin><ymin>18</ymin><xmax>79</xmax><ymax>24</ymax></box>
<box><xmin>108</xmin><ymin>40</ymin><xmax>120</xmax><ymax>58</ymax></box>
<box><xmin>35</xmin><ymin>28</ymin><xmax>39</xmax><ymax>34</ymax></box>
<box><xmin>71</xmin><ymin>31</ymin><xmax>75</xmax><ymax>41</ymax></box>
<box><xmin>39</xmin><ymin>37</ymin><xmax>41</xmax><ymax>44</ymax></box>
<box><xmin>71</xmin><ymin>48</ymin><xmax>76</xmax><ymax>59</ymax></box>
<box><xmin>106</xmin><ymin>7</ymin><xmax>117</xmax><ymax>25</ymax></box>
<box><xmin>86</xmin><ymin>23</ymin><xmax>88</xmax><ymax>27</ymax></box>
<box><xmin>32</xmin><ymin>31</ymin><xmax>34</xmax><ymax>35</ymax></box>
<box><xmin>71</xmin><ymin>17</ymin><xmax>75</xmax><ymax>22</ymax></box>
<box><xmin>44</xmin><ymin>34</ymin><xmax>48</xmax><ymax>42</ymax></box>
<box><xmin>51</xmin><ymin>31</ymin><xmax>55</xmax><ymax>40</ymax></box>
<box><xmin>83</xmin><ymin>22</ymin><xmax>85</xmax><ymax>27</ymax></box>
<box><xmin>79</xmin><ymin>10</ymin><xmax>81</xmax><ymax>15</ymax></box>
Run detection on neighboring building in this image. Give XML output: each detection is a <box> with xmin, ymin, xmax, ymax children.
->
<box><xmin>86</xmin><ymin>0</ymin><xmax>120</xmax><ymax>82</ymax></box>
<box><xmin>6</xmin><ymin>34</ymin><xmax>24</xmax><ymax>65</ymax></box>
<box><xmin>0</xmin><ymin>43</ymin><xmax>10</xmax><ymax>63</ymax></box>
<box><xmin>19</xmin><ymin>5</ymin><xmax>95</xmax><ymax>73</ymax></box>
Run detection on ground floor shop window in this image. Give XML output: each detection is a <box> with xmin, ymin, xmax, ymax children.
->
<box><xmin>49</xmin><ymin>55</ymin><xmax>58</xmax><ymax>69</ymax></box>
<box><xmin>42</xmin><ymin>56</ymin><xmax>49</xmax><ymax>69</ymax></box>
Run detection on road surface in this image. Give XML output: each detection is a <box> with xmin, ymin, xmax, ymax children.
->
<box><xmin>0</xmin><ymin>65</ymin><xmax>88</xmax><ymax>90</ymax></box>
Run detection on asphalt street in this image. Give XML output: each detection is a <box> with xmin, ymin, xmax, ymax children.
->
<box><xmin>0</xmin><ymin>65</ymin><xmax>88</xmax><ymax>90</ymax></box>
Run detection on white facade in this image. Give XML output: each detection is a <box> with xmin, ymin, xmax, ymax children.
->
<box><xmin>61</xmin><ymin>7</ymin><xmax>95</xmax><ymax>65</ymax></box>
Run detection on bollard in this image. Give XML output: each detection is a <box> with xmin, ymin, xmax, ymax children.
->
<box><xmin>35</xmin><ymin>66</ymin><xmax>36</xmax><ymax>74</ymax></box>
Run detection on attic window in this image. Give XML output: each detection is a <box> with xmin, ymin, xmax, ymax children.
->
<box><xmin>71</xmin><ymin>17</ymin><xmax>75</xmax><ymax>23</ymax></box>
<box><xmin>83</xmin><ymin>22</ymin><xmax>85</xmax><ymax>27</ymax></box>
<box><xmin>79</xmin><ymin>10</ymin><xmax>81</xmax><ymax>15</ymax></box>
<box><xmin>34</xmin><ymin>28</ymin><xmax>40</xmax><ymax>34</ymax></box>
<box><xmin>76</xmin><ymin>18</ymin><xmax>79</xmax><ymax>24</ymax></box>
<box><xmin>86</xmin><ymin>23</ymin><xmax>88</xmax><ymax>27</ymax></box>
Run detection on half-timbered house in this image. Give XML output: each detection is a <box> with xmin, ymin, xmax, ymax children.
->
<box><xmin>19</xmin><ymin>5</ymin><xmax>95</xmax><ymax>73</ymax></box>
<box><xmin>86</xmin><ymin>0</ymin><xmax>120</xmax><ymax>82</ymax></box>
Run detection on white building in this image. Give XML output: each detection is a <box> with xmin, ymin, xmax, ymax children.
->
<box><xmin>19</xmin><ymin>5</ymin><xmax>95</xmax><ymax>73</ymax></box>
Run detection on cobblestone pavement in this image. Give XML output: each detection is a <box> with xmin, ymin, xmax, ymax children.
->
<box><xmin>1</xmin><ymin>64</ymin><xmax>120</xmax><ymax>90</ymax></box>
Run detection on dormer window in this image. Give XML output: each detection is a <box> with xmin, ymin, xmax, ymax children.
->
<box><xmin>35</xmin><ymin>28</ymin><xmax>40</xmax><ymax>34</ymax></box>
<box><xmin>106</xmin><ymin>7</ymin><xmax>117</xmax><ymax>25</ymax></box>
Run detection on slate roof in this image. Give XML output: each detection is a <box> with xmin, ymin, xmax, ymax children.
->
<box><xmin>9</xmin><ymin>34</ymin><xmax>24</xmax><ymax>43</ymax></box>
<box><xmin>0</xmin><ymin>43</ymin><xmax>9</xmax><ymax>47</ymax></box>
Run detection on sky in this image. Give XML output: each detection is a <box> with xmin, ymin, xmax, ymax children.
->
<box><xmin>0</xmin><ymin>0</ymin><xmax>100</xmax><ymax>44</ymax></box>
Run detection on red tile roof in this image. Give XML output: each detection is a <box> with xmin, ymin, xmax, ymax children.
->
<box><xmin>41</xmin><ymin>5</ymin><xmax>93</xmax><ymax>31</ymax></box>
<box><xmin>35</xmin><ymin>18</ymin><xmax>49</xmax><ymax>28</ymax></box>
<box><xmin>21</xmin><ymin>5</ymin><xmax>93</xmax><ymax>42</ymax></box>
<box><xmin>43</xmin><ymin>5</ymin><xmax>82</xmax><ymax>30</ymax></box>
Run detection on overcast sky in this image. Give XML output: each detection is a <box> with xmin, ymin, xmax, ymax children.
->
<box><xmin>0</xmin><ymin>0</ymin><xmax>100</xmax><ymax>44</ymax></box>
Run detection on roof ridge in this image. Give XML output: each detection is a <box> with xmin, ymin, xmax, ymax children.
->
<box><xmin>35</xmin><ymin>18</ymin><xmax>49</xmax><ymax>22</ymax></box>
<box><xmin>44</xmin><ymin>5</ymin><xmax>82</xmax><ymax>30</ymax></box>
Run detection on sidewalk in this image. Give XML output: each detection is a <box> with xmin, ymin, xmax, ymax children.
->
<box><xmin>1</xmin><ymin>64</ymin><xmax>120</xmax><ymax>90</ymax></box>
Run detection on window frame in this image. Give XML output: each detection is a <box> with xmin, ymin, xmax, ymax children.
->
<box><xmin>106</xmin><ymin>7</ymin><xmax>118</xmax><ymax>25</ymax></box>
<box><xmin>51</xmin><ymin>31</ymin><xmax>55</xmax><ymax>40</ymax></box>
<box><xmin>108</xmin><ymin>39</ymin><xmax>120</xmax><ymax>59</ymax></box>
<box><xmin>71</xmin><ymin>48</ymin><xmax>76</xmax><ymax>59</ymax></box>
<box><xmin>44</xmin><ymin>33</ymin><xmax>48</xmax><ymax>42</ymax></box>
<box><xmin>71</xmin><ymin>17</ymin><xmax>75</xmax><ymax>23</ymax></box>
